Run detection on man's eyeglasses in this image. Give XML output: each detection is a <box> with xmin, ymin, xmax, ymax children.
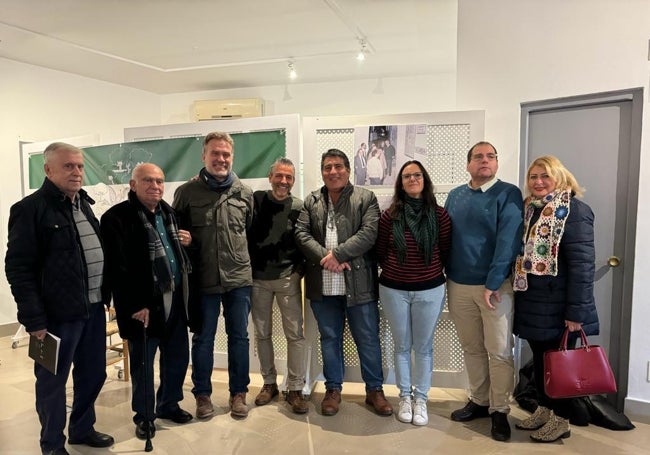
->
<box><xmin>402</xmin><ymin>172</ymin><xmax>423</xmax><ymax>181</ymax></box>
<box><xmin>470</xmin><ymin>153</ymin><xmax>497</xmax><ymax>162</ymax></box>
<box><xmin>142</xmin><ymin>177</ymin><xmax>164</xmax><ymax>185</ymax></box>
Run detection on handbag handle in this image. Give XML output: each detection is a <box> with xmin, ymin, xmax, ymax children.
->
<box><xmin>558</xmin><ymin>327</ymin><xmax>590</xmax><ymax>351</ymax></box>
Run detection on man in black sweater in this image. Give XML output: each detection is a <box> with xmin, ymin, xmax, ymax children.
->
<box><xmin>248</xmin><ymin>158</ymin><xmax>308</xmax><ymax>414</ymax></box>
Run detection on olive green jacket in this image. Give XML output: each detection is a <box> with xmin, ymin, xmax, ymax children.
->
<box><xmin>173</xmin><ymin>175</ymin><xmax>254</xmax><ymax>294</ymax></box>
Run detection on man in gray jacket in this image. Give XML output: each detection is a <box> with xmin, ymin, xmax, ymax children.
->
<box><xmin>295</xmin><ymin>148</ymin><xmax>392</xmax><ymax>417</ymax></box>
<box><xmin>172</xmin><ymin>131</ymin><xmax>254</xmax><ymax>420</ymax></box>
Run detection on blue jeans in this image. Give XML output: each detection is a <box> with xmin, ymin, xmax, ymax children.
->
<box><xmin>128</xmin><ymin>291</ymin><xmax>189</xmax><ymax>423</ymax></box>
<box><xmin>379</xmin><ymin>284</ymin><xmax>445</xmax><ymax>400</ymax></box>
<box><xmin>310</xmin><ymin>296</ymin><xmax>384</xmax><ymax>391</ymax></box>
<box><xmin>191</xmin><ymin>287</ymin><xmax>251</xmax><ymax>397</ymax></box>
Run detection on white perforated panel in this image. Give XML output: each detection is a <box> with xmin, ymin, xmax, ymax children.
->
<box><xmin>309</xmin><ymin>125</ymin><xmax>472</xmax><ymax>379</ymax></box>
<box><xmin>428</xmin><ymin>123</ymin><xmax>472</xmax><ymax>184</ymax></box>
<box><xmin>316</xmin><ymin>128</ymin><xmax>355</xmax><ymax>158</ymax></box>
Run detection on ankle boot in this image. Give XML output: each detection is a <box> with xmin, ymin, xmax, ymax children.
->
<box><xmin>321</xmin><ymin>389</ymin><xmax>341</xmax><ymax>416</ymax></box>
<box><xmin>286</xmin><ymin>390</ymin><xmax>309</xmax><ymax>414</ymax></box>
<box><xmin>365</xmin><ymin>389</ymin><xmax>393</xmax><ymax>416</ymax></box>
<box><xmin>516</xmin><ymin>405</ymin><xmax>551</xmax><ymax>430</ymax></box>
<box><xmin>530</xmin><ymin>411</ymin><xmax>571</xmax><ymax>442</ymax></box>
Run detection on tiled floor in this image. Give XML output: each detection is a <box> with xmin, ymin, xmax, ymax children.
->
<box><xmin>1</xmin><ymin>335</ymin><xmax>648</xmax><ymax>455</ymax></box>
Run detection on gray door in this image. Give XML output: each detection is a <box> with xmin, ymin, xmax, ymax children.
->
<box><xmin>520</xmin><ymin>89</ymin><xmax>642</xmax><ymax>410</ymax></box>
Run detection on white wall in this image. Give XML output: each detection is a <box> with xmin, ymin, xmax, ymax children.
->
<box><xmin>455</xmin><ymin>0</ymin><xmax>650</xmax><ymax>415</ymax></box>
<box><xmin>0</xmin><ymin>58</ymin><xmax>161</xmax><ymax>327</ymax></box>
<box><xmin>160</xmin><ymin>74</ymin><xmax>457</xmax><ymax>125</ymax></box>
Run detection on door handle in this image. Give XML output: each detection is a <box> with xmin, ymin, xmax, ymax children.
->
<box><xmin>608</xmin><ymin>256</ymin><xmax>621</xmax><ymax>268</ymax></box>
<box><xmin>595</xmin><ymin>256</ymin><xmax>621</xmax><ymax>281</ymax></box>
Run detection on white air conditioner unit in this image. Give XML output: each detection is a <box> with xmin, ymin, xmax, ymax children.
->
<box><xmin>193</xmin><ymin>98</ymin><xmax>264</xmax><ymax>121</ymax></box>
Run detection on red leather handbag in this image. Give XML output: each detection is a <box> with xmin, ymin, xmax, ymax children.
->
<box><xmin>543</xmin><ymin>328</ymin><xmax>617</xmax><ymax>399</ymax></box>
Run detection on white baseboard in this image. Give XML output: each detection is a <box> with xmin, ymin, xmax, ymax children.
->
<box><xmin>624</xmin><ymin>397</ymin><xmax>650</xmax><ymax>423</ymax></box>
<box><xmin>0</xmin><ymin>322</ymin><xmax>20</xmax><ymax>338</ymax></box>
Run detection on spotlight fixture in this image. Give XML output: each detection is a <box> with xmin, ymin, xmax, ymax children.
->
<box><xmin>288</xmin><ymin>62</ymin><xmax>297</xmax><ymax>80</ymax></box>
<box><xmin>356</xmin><ymin>39</ymin><xmax>367</xmax><ymax>61</ymax></box>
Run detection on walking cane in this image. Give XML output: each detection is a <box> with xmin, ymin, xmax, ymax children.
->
<box><xmin>142</xmin><ymin>323</ymin><xmax>153</xmax><ymax>452</ymax></box>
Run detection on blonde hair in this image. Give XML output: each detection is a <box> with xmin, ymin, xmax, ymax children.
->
<box><xmin>526</xmin><ymin>155</ymin><xmax>584</xmax><ymax>198</ymax></box>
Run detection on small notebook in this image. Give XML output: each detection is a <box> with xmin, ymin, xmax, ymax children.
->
<box><xmin>28</xmin><ymin>332</ymin><xmax>61</xmax><ymax>375</ymax></box>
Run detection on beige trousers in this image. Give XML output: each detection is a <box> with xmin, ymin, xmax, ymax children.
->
<box><xmin>447</xmin><ymin>278</ymin><xmax>514</xmax><ymax>413</ymax></box>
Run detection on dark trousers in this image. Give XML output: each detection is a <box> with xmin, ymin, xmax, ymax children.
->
<box><xmin>128</xmin><ymin>291</ymin><xmax>189</xmax><ymax>424</ymax></box>
<box><xmin>35</xmin><ymin>302</ymin><xmax>107</xmax><ymax>452</ymax></box>
<box><xmin>528</xmin><ymin>336</ymin><xmax>578</xmax><ymax>419</ymax></box>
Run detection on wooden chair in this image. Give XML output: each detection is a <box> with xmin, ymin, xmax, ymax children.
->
<box><xmin>106</xmin><ymin>307</ymin><xmax>129</xmax><ymax>381</ymax></box>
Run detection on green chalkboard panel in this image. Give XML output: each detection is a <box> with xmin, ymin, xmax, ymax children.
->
<box><xmin>28</xmin><ymin>130</ymin><xmax>285</xmax><ymax>188</ymax></box>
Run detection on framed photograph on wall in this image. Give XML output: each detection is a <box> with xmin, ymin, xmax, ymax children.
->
<box><xmin>353</xmin><ymin>124</ymin><xmax>428</xmax><ymax>187</ymax></box>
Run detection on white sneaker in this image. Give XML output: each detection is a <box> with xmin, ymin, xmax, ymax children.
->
<box><xmin>412</xmin><ymin>398</ymin><xmax>428</xmax><ymax>426</ymax></box>
<box><xmin>397</xmin><ymin>396</ymin><xmax>413</xmax><ymax>423</ymax></box>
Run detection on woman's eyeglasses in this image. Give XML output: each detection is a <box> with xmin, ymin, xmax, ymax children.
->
<box><xmin>401</xmin><ymin>172</ymin><xmax>423</xmax><ymax>181</ymax></box>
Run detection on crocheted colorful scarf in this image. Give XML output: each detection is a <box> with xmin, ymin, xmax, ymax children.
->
<box><xmin>513</xmin><ymin>190</ymin><xmax>571</xmax><ymax>291</ymax></box>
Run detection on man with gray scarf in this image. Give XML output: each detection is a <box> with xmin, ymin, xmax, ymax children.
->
<box><xmin>101</xmin><ymin>163</ymin><xmax>194</xmax><ymax>440</ymax></box>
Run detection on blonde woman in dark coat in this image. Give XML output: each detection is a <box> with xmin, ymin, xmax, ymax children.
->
<box><xmin>513</xmin><ymin>155</ymin><xmax>599</xmax><ymax>443</ymax></box>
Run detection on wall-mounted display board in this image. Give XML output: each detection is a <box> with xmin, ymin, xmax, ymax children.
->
<box><xmin>302</xmin><ymin>111</ymin><xmax>485</xmax><ymax>208</ymax></box>
<box><xmin>27</xmin><ymin>131</ymin><xmax>285</xmax><ymax>189</ymax></box>
<box><xmin>21</xmin><ymin>115</ymin><xmax>301</xmax><ymax>218</ymax></box>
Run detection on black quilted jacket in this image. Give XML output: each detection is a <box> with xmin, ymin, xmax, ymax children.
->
<box><xmin>514</xmin><ymin>197</ymin><xmax>599</xmax><ymax>342</ymax></box>
<box><xmin>5</xmin><ymin>178</ymin><xmax>108</xmax><ymax>332</ymax></box>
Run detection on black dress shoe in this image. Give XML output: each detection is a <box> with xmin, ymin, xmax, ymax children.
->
<box><xmin>491</xmin><ymin>411</ymin><xmax>511</xmax><ymax>442</ymax></box>
<box><xmin>42</xmin><ymin>449</ymin><xmax>70</xmax><ymax>455</ymax></box>
<box><xmin>68</xmin><ymin>429</ymin><xmax>115</xmax><ymax>448</ymax></box>
<box><xmin>135</xmin><ymin>421</ymin><xmax>156</xmax><ymax>440</ymax></box>
<box><xmin>157</xmin><ymin>407</ymin><xmax>193</xmax><ymax>424</ymax></box>
<box><xmin>451</xmin><ymin>400</ymin><xmax>490</xmax><ymax>422</ymax></box>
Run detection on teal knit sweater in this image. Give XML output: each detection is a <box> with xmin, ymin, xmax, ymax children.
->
<box><xmin>444</xmin><ymin>180</ymin><xmax>523</xmax><ymax>291</ymax></box>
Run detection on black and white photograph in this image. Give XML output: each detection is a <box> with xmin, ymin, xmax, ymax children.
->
<box><xmin>353</xmin><ymin>124</ymin><xmax>428</xmax><ymax>187</ymax></box>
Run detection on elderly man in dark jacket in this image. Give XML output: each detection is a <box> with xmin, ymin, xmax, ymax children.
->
<box><xmin>101</xmin><ymin>163</ymin><xmax>193</xmax><ymax>441</ymax></box>
<box><xmin>5</xmin><ymin>142</ymin><xmax>114</xmax><ymax>455</ymax></box>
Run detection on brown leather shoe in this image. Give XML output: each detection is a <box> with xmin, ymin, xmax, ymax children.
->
<box><xmin>365</xmin><ymin>389</ymin><xmax>393</xmax><ymax>416</ymax></box>
<box><xmin>229</xmin><ymin>392</ymin><xmax>249</xmax><ymax>418</ymax></box>
<box><xmin>321</xmin><ymin>389</ymin><xmax>341</xmax><ymax>416</ymax></box>
<box><xmin>195</xmin><ymin>395</ymin><xmax>214</xmax><ymax>419</ymax></box>
<box><xmin>287</xmin><ymin>390</ymin><xmax>309</xmax><ymax>414</ymax></box>
<box><xmin>255</xmin><ymin>383</ymin><xmax>279</xmax><ymax>406</ymax></box>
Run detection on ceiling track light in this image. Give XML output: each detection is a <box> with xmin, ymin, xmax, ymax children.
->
<box><xmin>357</xmin><ymin>39</ymin><xmax>367</xmax><ymax>61</ymax></box>
<box><xmin>288</xmin><ymin>62</ymin><xmax>297</xmax><ymax>80</ymax></box>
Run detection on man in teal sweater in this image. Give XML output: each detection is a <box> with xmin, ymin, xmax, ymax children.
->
<box><xmin>444</xmin><ymin>141</ymin><xmax>523</xmax><ymax>442</ymax></box>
